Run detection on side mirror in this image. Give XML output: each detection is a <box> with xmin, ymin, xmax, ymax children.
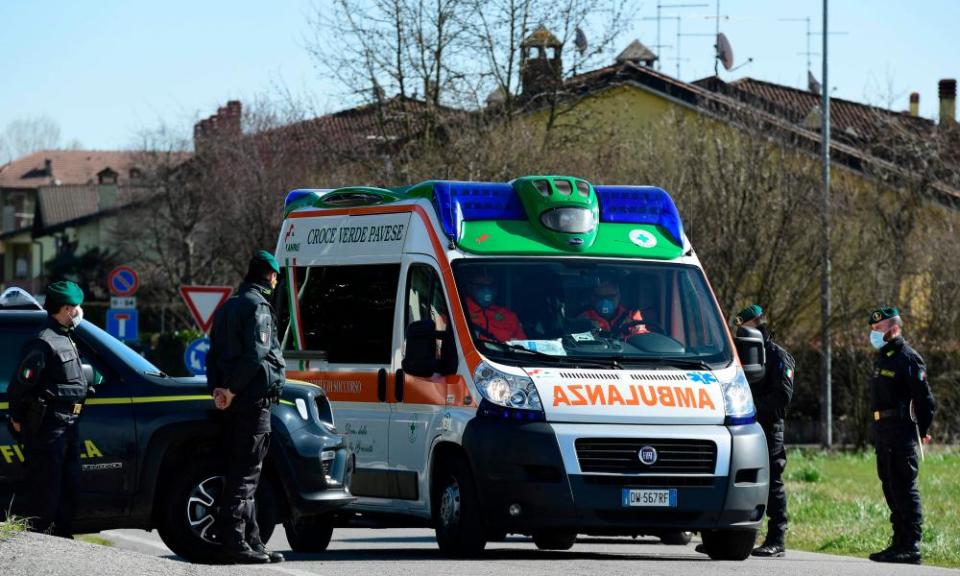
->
<box><xmin>82</xmin><ymin>363</ymin><xmax>96</xmax><ymax>385</ymax></box>
<box><xmin>734</xmin><ymin>326</ymin><xmax>766</xmax><ymax>385</ymax></box>
<box><xmin>402</xmin><ymin>320</ymin><xmax>458</xmax><ymax>378</ymax></box>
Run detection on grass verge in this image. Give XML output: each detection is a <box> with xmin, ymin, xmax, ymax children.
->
<box><xmin>759</xmin><ymin>446</ymin><xmax>960</xmax><ymax>568</ymax></box>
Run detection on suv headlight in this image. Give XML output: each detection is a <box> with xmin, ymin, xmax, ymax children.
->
<box><xmin>474</xmin><ymin>361</ymin><xmax>544</xmax><ymax>420</ymax></box>
<box><xmin>719</xmin><ymin>369</ymin><xmax>756</xmax><ymax>425</ymax></box>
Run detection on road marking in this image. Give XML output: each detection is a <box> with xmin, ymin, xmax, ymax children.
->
<box><xmin>100</xmin><ymin>530</ymin><xmax>171</xmax><ymax>552</ymax></box>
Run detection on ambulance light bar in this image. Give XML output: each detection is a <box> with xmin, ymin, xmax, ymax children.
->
<box><xmin>593</xmin><ymin>186</ymin><xmax>684</xmax><ymax>245</ymax></box>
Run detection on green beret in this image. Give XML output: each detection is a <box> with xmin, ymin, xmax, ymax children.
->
<box><xmin>45</xmin><ymin>280</ymin><xmax>84</xmax><ymax>308</ymax></box>
<box><xmin>251</xmin><ymin>250</ymin><xmax>280</xmax><ymax>274</ymax></box>
<box><xmin>734</xmin><ymin>304</ymin><xmax>763</xmax><ymax>326</ymax></box>
<box><xmin>869</xmin><ymin>306</ymin><xmax>900</xmax><ymax>325</ymax></box>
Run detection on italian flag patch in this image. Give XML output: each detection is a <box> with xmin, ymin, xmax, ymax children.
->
<box><xmin>21</xmin><ymin>367</ymin><xmax>33</xmax><ymax>381</ymax></box>
<box><xmin>785</xmin><ymin>367</ymin><xmax>794</xmax><ymax>380</ymax></box>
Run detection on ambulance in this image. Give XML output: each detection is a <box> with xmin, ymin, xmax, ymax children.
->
<box><xmin>274</xmin><ymin>176</ymin><xmax>770</xmax><ymax>560</ymax></box>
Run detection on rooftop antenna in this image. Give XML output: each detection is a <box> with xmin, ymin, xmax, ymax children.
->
<box><xmin>780</xmin><ymin>16</ymin><xmax>847</xmax><ymax>91</ymax></box>
<box><xmin>643</xmin><ymin>8</ymin><xmax>706</xmax><ymax>78</ymax></box>
<box><xmin>654</xmin><ymin>2</ymin><xmax>709</xmax><ymax>72</ymax></box>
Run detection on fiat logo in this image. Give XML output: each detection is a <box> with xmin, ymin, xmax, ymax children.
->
<box><xmin>638</xmin><ymin>446</ymin><xmax>658</xmax><ymax>466</ymax></box>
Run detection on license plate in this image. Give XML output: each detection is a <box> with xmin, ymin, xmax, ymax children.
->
<box><xmin>622</xmin><ymin>488</ymin><xmax>677</xmax><ymax>507</ymax></box>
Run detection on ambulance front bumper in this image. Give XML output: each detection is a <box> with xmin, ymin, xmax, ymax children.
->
<box><xmin>461</xmin><ymin>419</ymin><xmax>768</xmax><ymax>535</ymax></box>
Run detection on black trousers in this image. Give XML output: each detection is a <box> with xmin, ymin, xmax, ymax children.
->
<box><xmin>19</xmin><ymin>417</ymin><xmax>81</xmax><ymax>537</ymax></box>
<box><xmin>875</xmin><ymin>441</ymin><xmax>923</xmax><ymax>546</ymax></box>
<box><xmin>761</xmin><ymin>420</ymin><xmax>788</xmax><ymax>544</ymax></box>
<box><xmin>216</xmin><ymin>403</ymin><xmax>272</xmax><ymax>548</ymax></box>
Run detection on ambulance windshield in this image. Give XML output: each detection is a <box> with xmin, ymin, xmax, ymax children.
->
<box><xmin>453</xmin><ymin>260</ymin><xmax>733</xmax><ymax>369</ymax></box>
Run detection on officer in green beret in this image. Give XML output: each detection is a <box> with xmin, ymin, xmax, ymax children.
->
<box><xmin>736</xmin><ymin>304</ymin><xmax>795</xmax><ymax>557</ymax></box>
<box><xmin>8</xmin><ymin>281</ymin><xmax>92</xmax><ymax>537</ymax></box>
<box><xmin>866</xmin><ymin>307</ymin><xmax>935</xmax><ymax>565</ymax></box>
<box><xmin>206</xmin><ymin>250</ymin><xmax>286</xmax><ymax>564</ymax></box>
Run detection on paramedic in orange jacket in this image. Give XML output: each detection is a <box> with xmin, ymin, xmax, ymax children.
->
<box><xmin>465</xmin><ymin>272</ymin><xmax>526</xmax><ymax>342</ymax></box>
<box><xmin>580</xmin><ymin>280</ymin><xmax>648</xmax><ymax>337</ymax></box>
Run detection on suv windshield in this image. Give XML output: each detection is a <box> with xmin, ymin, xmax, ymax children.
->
<box><xmin>453</xmin><ymin>259</ymin><xmax>733</xmax><ymax>369</ymax></box>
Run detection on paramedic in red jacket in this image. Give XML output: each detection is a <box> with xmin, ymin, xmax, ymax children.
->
<box><xmin>580</xmin><ymin>279</ymin><xmax>648</xmax><ymax>337</ymax></box>
<box><xmin>465</xmin><ymin>272</ymin><xmax>526</xmax><ymax>343</ymax></box>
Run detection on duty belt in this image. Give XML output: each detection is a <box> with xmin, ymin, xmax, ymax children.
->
<box><xmin>873</xmin><ymin>407</ymin><xmax>908</xmax><ymax>422</ymax></box>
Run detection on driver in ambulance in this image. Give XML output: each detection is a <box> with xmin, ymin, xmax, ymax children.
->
<box><xmin>579</xmin><ymin>279</ymin><xmax>648</xmax><ymax>337</ymax></box>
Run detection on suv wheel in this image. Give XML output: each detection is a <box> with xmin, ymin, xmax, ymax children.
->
<box><xmin>157</xmin><ymin>459</ymin><xmax>278</xmax><ymax>563</ymax></box>
<box><xmin>660</xmin><ymin>531</ymin><xmax>693</xmax><ymax>545</ymax></box>
<box><xmin>699</xmin><ymin>529</ymin><xmax>757</xmax><ymax>560</ymax></box>
<box><xmin>284</xmin><ymin>514</ymin><xmax>335</xmax><ymax>552</ymax></box>
<box><xmin>432</xmin><ymin>456</ymin><xmax>486</xmax><ymax>557</ymax></box>
<box><xmin>533</xmin><ymin>531</ymin><xmax>577</xmax><ymax>550</ymax></box>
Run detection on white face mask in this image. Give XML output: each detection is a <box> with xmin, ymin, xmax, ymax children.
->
<box><xmin>869</xmin><ymin>329</ymin><xmax>886</xmax><ymax>349</ymax></box>
<box><xmin>70</xmin><ymin>306</ymin><xmax>84</xmax><ymax>328</ymax></box>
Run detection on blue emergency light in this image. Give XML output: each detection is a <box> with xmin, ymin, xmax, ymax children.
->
<box><xmin>594</xmin><ymin>186</ymin><xmax>685</xmax><ymax>245</ymax></box>
<box><xmin>432</xmin><ymin>181</ymin><xmax>526</xmax><ymax>239</ymax></box>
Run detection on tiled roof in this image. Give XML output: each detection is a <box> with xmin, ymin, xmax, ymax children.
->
<box><xmin>696</xmin><ymin>76</ymin><xmax>935</xmax><ymax>143</ymax></box>
<box><xmin>0</xmin><ymin>150</ymin><xmax>148</xmax><ymax>189</ymax></box>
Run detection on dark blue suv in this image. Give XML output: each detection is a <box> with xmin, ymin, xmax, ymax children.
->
<box><xmin>0</xmin><ymin>288</ymin><xmax>353</xmax><ymax>562</ymax></box>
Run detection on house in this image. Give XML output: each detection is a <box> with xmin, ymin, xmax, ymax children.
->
<box><xmin>0</xmin><ymin>150</ymin><xmax>146</xmax><ymax>292</ymax></box>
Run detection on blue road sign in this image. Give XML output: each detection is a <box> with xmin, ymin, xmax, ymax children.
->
<box><xmin>106</xmin><ymin>308</ymin><xmax>139</xmax><ymax>342</ymax></box>
<box><xmin>184</xmin><ymin>337</ymin><xmax>211</xmax><ymax>376</ymax></box>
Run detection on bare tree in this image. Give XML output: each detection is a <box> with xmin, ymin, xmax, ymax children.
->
<box><xmin>0</xmin><ymin>116</ymin><xmax>62</xmax><ymax>163</ymax></box>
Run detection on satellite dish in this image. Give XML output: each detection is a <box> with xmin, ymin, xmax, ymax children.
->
<box><xmin>716</xmin><ymin>33</ymin><xmax>734</xmax><ymax>71</ymax></box>
<box><xmin>575</xmin><ymin>27</ymin><xmax>588</xmax><ymax>56</ymax></box>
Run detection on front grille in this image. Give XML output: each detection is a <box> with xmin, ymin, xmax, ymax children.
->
<box><xmin>582</xmin><ymin>475</ymin><xmax>715</xmax><ymax>487</ymax></box>
<box><xmin>575</xmin><ymin>438</ymin><xmax>717</xmax><ymax>474</ymax></box>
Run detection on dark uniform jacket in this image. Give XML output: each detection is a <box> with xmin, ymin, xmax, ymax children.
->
<box><xmin>871</xmin><ymin>336</ymin><xmax>935</xmax><ymax>445</ymax></box>
<box><xmin>750</xmin><ymin>332</ymin><xmax>795</xmax><ymax>425</ymax></box>
<box><xmin>207</xmin><ymin>282</ymin><xmax>285</xmax><ymax>407</ymax></box>
<box><xmin>8</xmin><ymin>317</ymin><xmax>89</xmax><ymax>430</ymax></box>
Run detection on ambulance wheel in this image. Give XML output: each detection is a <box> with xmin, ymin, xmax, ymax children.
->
<box><xmin>533</xmin><ymin>531</ymin><xmax>577</xmax><ymax>551</ymax></box>
<box><xmin>660</xmin><ymin>531</ymin><xmax>693</xmax><ymax>545</ymax></box>
<box><xmin>157</xmin><ymin>459</ymin><xmax>278</xmax><ymax>563</ymax></box>
<box><xmin>699</xmin><ymin>529</ymin><xmax>757</xmax><ymax>560</ymax></box>
<box><xmin>433</xmin><ymin>456</ymin><xmax>486</xmax><ymax>557</ymax></box>
<box><xmin>284</xmin><ymin>515</ymin><xmax>334</xmax><ymax>553</ymax></box>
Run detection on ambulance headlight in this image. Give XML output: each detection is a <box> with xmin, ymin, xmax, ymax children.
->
<box><xmin>539</xmin><ymin>208</ymin><xmax>596</xmax><ymax>234</ymax></box>
<box><xmin>719</xmin><ymin>369</ymin><xmax>756</xmax><ymax>425</ymax></box>
<box><xmin>474</xmin><ymin>362</ymin><xmax>543</xmax><ymax>416</ymax></box>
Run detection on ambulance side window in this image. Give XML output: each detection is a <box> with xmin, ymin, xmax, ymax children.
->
<box><xmin>285</xmin><ymin>264</ymin><xmax>400</xmax><ymax>364</ymax></box>
<box><xmin>405</xmin><ymin>264</ymin><xmax>450</xmax><ymax>334</ymax></box>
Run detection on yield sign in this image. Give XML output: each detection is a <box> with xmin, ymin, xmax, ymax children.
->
<box><xmin>179</xmin><ymin>285</ymin><xmax>232</xmax><ymax>333</ymax></box>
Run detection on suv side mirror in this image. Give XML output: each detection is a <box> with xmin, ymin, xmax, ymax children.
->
<box><xmin>734</xmin><ymin>326</ymin><xmax>766</xmax><ymax>385</ymax></box>
<box><xmin>402</xmin><ymin>320</ymin><xmax>459</xmax><ymax>378</ymax></box>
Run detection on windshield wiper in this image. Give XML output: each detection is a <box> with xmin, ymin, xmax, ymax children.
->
<box><xmin>563</xmin><ymin>355</ymin><xmax>624</xmax><ymax>370</ymax></box>
<box><xmin>618</xmin><ymin>357</ymin><xmax>712</xmax><ymax>370</ymax></box>
<box><xmin>144</xmin><ymin>370</ymin><xmax>169</xmax><ymax>378</ymax></box>
<box><xmin>480</xmin><ymin>342</ymin><xmax>622</xmax><ymax>370</ymax></box>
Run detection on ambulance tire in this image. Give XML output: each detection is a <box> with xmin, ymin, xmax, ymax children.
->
<box><xmin>659</xmin><ymin>531</ymin><xmax>693</xmax><ymax>545</ymax></box>
<box><xmin>533</xmin><ymin>531</ymin><xmax>577</xmax><ymax>551</ymax></box>
<box><xmin>284</xmin><ymin>515</ymin><xmax>334</xmax><ymax>553</ymax></box>
<box><xmin>157</xmin><ymin>458</ymin><xmax>278</xmax><ymax>563</ymax></box>
<box><xmin>698</xmin><ymin>529</ymin><xmax>757</xmax><ymax>560</ymax></box>
<box><xmin>432</xmin><ymin>456</ymin><xmax>487</xmax><ymax>557</ymax></box>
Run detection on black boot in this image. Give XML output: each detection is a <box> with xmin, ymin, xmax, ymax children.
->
<box><xmin>250</xmin><ymin>541</ymin><xmax>285</xmax><ymax>563</ymax></box>
<box><xmin>751</xmin><ymin>542</ymin><xmax>785</xmax><ymax>557</ymax></box>
<box><xmin>219</xmin><ymin>541</ymin><xmax>271</xmax><ymax>564</ymax></box>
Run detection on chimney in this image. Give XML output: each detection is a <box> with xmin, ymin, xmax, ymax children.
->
<box><xmin>520</xmin><ymin>25</ymin><xmax>562</xmax><ymax>100</ymax></box>
<box><xmin>940</xmin><ymin>79</ymin><xmax>956</xmax><ymax>125</ymax></box>
<box><xmin>224</xmin><ymin>100</ymin><xmax>242</xmax><ymax>137</ymax></box>
<box><xmin>909</xmin><ymin>92</ymin><xmax>919</xmax><ymax>116</ymax></box>
<box><xmin>44</xmin><ymin>158</ymin><xmax>53</xmax><ymax>176</ymax></box>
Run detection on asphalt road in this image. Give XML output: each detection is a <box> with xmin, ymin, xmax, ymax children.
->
<box><xmin>94</xmin><ymin>526</ymin><xmax>960</xmax><ymax>576</ymax></box>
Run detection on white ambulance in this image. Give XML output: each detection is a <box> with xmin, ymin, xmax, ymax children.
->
<box><xmin>274</xmin><ymin>176</ymin><xmax>770</xmax><ymax>560</ymax></box>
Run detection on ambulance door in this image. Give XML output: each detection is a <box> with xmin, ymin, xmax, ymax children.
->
<box><xmin>389</xmin><ymin>259</ymin><xmax>456</xmax><ymax>512</ymax></box>
<box><xmin>281</xmin><ymin>263</ymin><xmax>400</xmax><ymax>506</ymax></box>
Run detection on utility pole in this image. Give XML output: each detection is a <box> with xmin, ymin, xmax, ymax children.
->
<box><xmin>819</xmin><ymin>0</ymin><xmax>833</xmax><ymax>448</ymax></box>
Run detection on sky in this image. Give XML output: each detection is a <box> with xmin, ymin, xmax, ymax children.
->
<box><xmin>1</xmin><ymin>0</ymin><xmax>957</xmax><ymax>154</ymax></box>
